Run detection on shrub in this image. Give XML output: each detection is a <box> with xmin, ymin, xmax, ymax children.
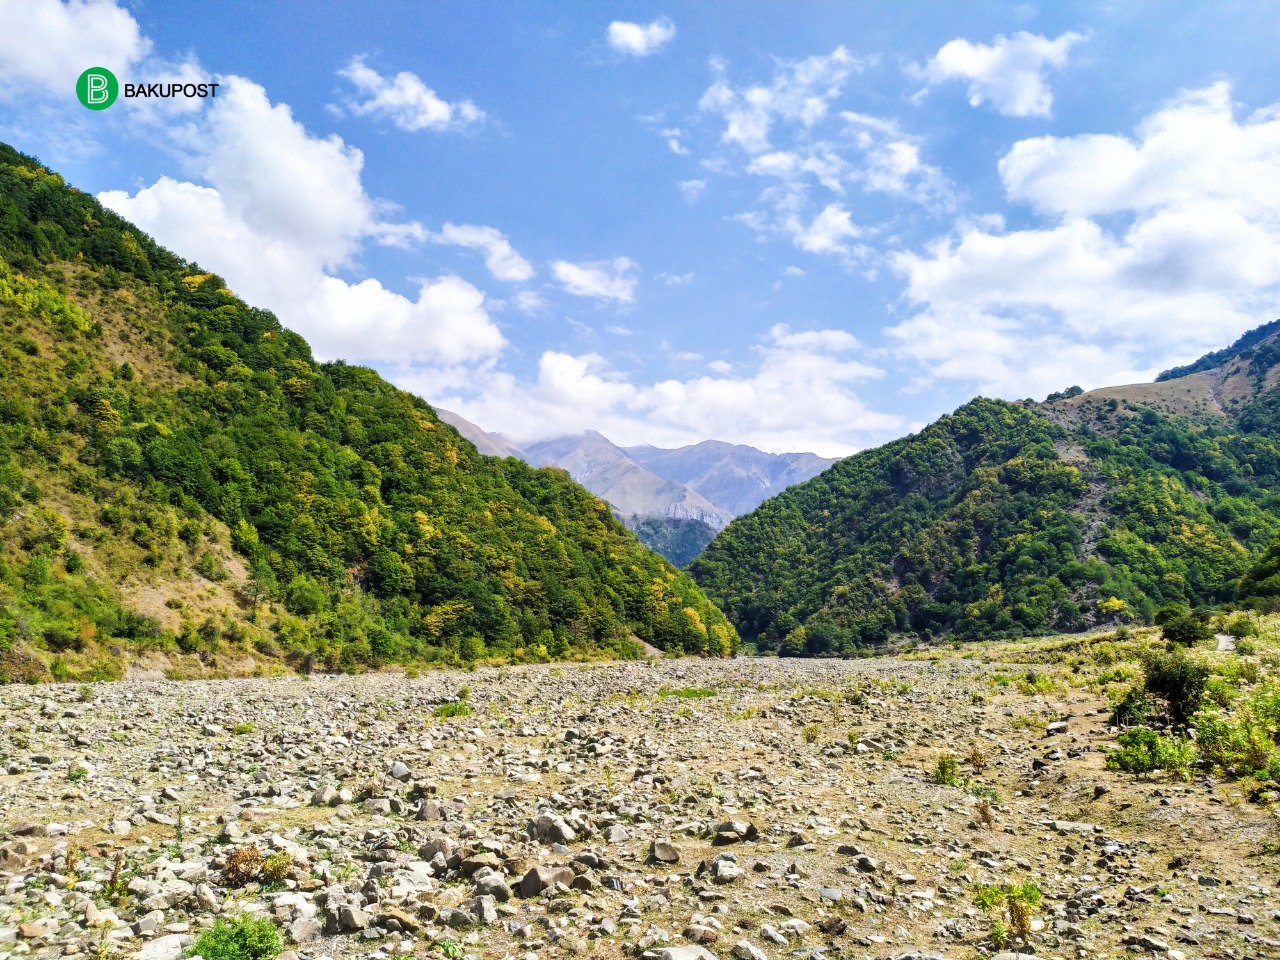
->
<box><xmin>261</xmin><ymin>852</ymin><xmax>292</xmax><ymax>883</ymax></box>
<box><xmin>1142</xmin><ymin>649</ymin><xmax>1209</xmax><ymax>729</ymax></box>
<box><xmin>974</xmin><ymin>882</ymin><xmax>1042</xmax><ymax>942</ymax></box>
<box><xmin>1160</xmin><ymin>611</ymin><xmax>1213</xmax><ymax>646</ymax></box>
<box><xmin>1225</xmin><ymin>612</ymin><xmax>1258</xmax><ymax>638</ymax></box>
<box><xmin>1105</xmin><ymin>728</ymin><xmax>1196</xmax><ymax>780</ymax></box>
<box><xmin>932</xmin><ymin>753</ymin><xmax>960</xmax><ymax>785</ymax></box>
<box><xmin>187</xmin><ymin>915</ymin><xmax>281</xmax><ymax>960</ymax></box>
<box><xmin>221</xmin><ymin>846</ymin><xmax>264</xmax><ymax>886</ymax></box>
<box><xmin>801</xmin><ymin>723</ymin><xmax>821</xmax><ymax>744</ymax></box>
<box><xmin>1110</xmin><ymin>686</ymin><xmax>1149</xmax><ymax>727</ymax></box>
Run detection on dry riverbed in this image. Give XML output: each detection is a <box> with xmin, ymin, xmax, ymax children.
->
<box><xmin>2</xmin><ymin>652</ymin><xmax>1278</xmax><ymax>960</ymax></box>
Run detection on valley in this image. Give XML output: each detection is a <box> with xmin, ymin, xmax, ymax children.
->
<box><xmin>3</xmin><ymin>628</ymin><xmax>1280</xmax><ymax>960</ymax></box>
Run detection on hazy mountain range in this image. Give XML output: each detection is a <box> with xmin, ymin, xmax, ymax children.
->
<box><xmin>436</xmin><ymin>409</ymin><xmax>837</xmax><ymax>564</ymax></box>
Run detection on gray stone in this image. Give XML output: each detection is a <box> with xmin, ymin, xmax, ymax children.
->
<box><xmin>518</xmin><ymin>864</ymin><xmax>574</xmax><ymax>898</ymax></box>
<box><xmin>651</xmin><ymin>839</ymin><xmax>681</xmax><ymax>863</ymax></box>
<box><xmin>732</xmin><ymin>942</ymin><xmax>769</xmax><ymax>960</ymax></box>
<box><xmin>137</xmin><ymin>934</ymin><xmax>190</xmax><ymax>960</ymax></box>
<box><xmin>641</xmin><ymin>948</ymin><xmax>718</xmax><ymax>960</ymax></box>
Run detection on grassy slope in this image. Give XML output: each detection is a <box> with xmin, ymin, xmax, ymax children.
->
<box><xmin>692</xmin><ymin>331</ymin><xmax>1280</xmax><ymax>655</ymax></box>
<box><xmin>0</xmin><ymin>144</ymin><xmax>736</xmax><ymax>682</ymax></box>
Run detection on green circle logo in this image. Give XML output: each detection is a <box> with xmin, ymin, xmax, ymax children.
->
<box><xmin>76</xmin><ymin>67</ymin><xmax>119</xmax><ymax>110</ymax></box>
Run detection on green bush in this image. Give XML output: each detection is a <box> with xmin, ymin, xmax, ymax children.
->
<box><xmin>1105</xmin><ymin>728</ymin><xmax>1196</xmax><ymax>780</ymax></box>
<box><xmin>1142</xmin><ymin>649</ymin><xmax>1209</xmax><ymax>729</ymax></box>
<box><xmin>187</xmin><ymin>915</ymin><xmax>281</xmax><ymax>960</ymax></box>
<box><xmin>1110</xmin><ymin>686</ymin><xmax>1149</xmax><ymax>727</ymax></box>
<box><xmin>1194</xmin><ymin>711</ymin><xmax>1275</xmax><ymax>776</ymax></box>
<box><xmin>1161</xmin><ymin>612</ymin><xmax>1213</xmax><ymax>646</ymax></box>
<box><xmin>932</xmin><ymin>753</ymin><xmax>960</xmax><ymax>785</ymax></box>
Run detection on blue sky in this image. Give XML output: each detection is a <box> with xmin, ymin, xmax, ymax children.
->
<box><xmin>1</xmin><ymin>1</ymin><xmax>1279</xmax><ymax>456</ymax></box>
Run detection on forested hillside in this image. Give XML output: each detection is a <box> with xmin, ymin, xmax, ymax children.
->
<box><xmin>692</xmin><ymin>334</ymin><xmax>1280</xmax><ymax>655</ymax></box>
<box><xmin>0</xmin><ymin>143</ymin><xmax>736</xmax><ymax>681</ymax></box>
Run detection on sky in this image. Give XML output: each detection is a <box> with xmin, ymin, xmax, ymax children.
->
<box><xmin>1</xmin><ymin>1</ymin><xmax>1279</xmax><ymax>457</ymax></box>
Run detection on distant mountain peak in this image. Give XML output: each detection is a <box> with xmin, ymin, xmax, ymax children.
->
<box><xmin>436</xmin><ymin>409</ymin><xmax>838</xmax><ymax>564</ymax></box>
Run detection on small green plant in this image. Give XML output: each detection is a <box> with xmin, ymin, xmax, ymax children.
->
<box><xmin>801</xmin><ymin>723</ymin><xmax>822</xmax><ymax>744</ymax></box>
<box><xmin>186</xmin><ymin>914</ymin><xmax>282</xmax><ymax>960</ymax></box>
<box><xmin>1106</xmin><ymin>728</ymin><xmax>1196</xmax><ymax>781</ymax></box>
<box><xmin>989</xmin><ymin>918</ymin><xmax>1011</xmax><ymax>949</ymax></box>
<box><xmin>883</xmin><ymin>747</ymin><xmax>900</xmax><ymax>760</ymax></box>
<box><xmin>433</xmin><ymin>701</ymin><xmax>473</xmax><ymax>719</ymax></box>
<box><xmin>932</xmin><ymin>753</ymin><xmax>960</xmax><ymax>785</ymax></box>
<box><xmin>436</xmin><ymin>940</ymin><xmax>461</xmax><ymax>959</ymax></box>
<box><xmin>658</xmin><ymin>686</ymin><xmax>717</xmax><ymax>699</ymax></box>
<box><xmin>975</xmin><ymin>881</ymin><xmax>1041</xmax><ymax>942</ymax></box>
<box><xmin>67</xmin><ymin>763</ymin><xmax>89</xmax><ymax>783</ymax></box>
<box><xmin>231</xmin><ymin>722</ymin><xmax>255</xmax><ymax>735</ymax></box>
<box><xmin>261</xmin><ymin>852</ymin><xmax>292</xmax><ymax>884</ymax></box>
<box><xmin>970</xmin><ymin>783</ymin><xmax>1001</xmax><ymax>803</ymax></box>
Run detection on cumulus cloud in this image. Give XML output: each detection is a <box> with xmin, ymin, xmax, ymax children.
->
<box><xmin>890</xmin><ymin>83</ymin><xmax>1280</xmax><ymax>397</ymax></box>
<box><xmin>0</xmin><ymin>0</ymin><xmax>150</xmax><ymax>96</ymax></box>
<box><xmin>413</xmin><ymin>324</ymin><xmax>902</xmax><ymax>457</ymax></box>
<box><xmin>696</xmin><ymin>48</ymin><xmax>950</xmax><ymax>258</ymax></box>
<box><xmin>337</xmin><ymin>56</ymin><xmax>483</xmax><ymax>131</ymax></box>
<box><xmin>917</xmin><ymin>31</ymin><xmax>1084</xmax><ymax>118</ymax></box>
<box><xmin>432</xmin><ymin>223</ymin><xmax>534</xmax><ymax>282</ymax></box>
<box><xmin>99</xmin><ymin>77</ymin><xmax>504</xmax><ymax>367</ymax></box>
<box><xmin>551</xmin><ymin>257</ymin><xmax>638</xmax><ymax>303</ymax></box>
<box><xmin>607</xmin><ymin>18</ymin><xmax>675</xmax><ymax>57</ymax></box>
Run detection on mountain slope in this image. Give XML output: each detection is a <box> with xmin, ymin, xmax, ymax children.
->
<box><xmin>434</xmin><ymin>407</ymin><xmax>527</xmax><ymax>460</ymax></box>
<box><xmin>626</xmin><ymin>441</ymin><xmax>837</xmax><ymax>516</ymax></box>
<box><xmin>524</xmin><ymin>431</ymin><xmax>734</xmax><ymax>529</ymax></box>
<box><xmin>691</xmin><ymin>327</ymin><xmax>1280</xmax><ymax>654</ymax></box>
<box><xmin>0</xmin><ymin>143</ymin><xmax>736</xmax><ymax>681</ymax></box>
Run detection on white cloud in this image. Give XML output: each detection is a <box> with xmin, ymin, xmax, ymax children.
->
<box><xmin>678</xmin><ymin>178</ymin><xmax>706</xmax><ymax>202</ymax></box>
<box><xmin>433</xmin><ymin>223</ymin><xmax>533</xmax><ymax>282</ymax></box>
<box><xmin>699</xmin><ymin>46</ymin><xmax>863</xmax><ymax>154</ymax></box>
<box><xmin>918</xmin><ymin>31</ymin><xmax>1084</xmax><ymax>118</ymax></box>
<box><xmin>99</xmin><ymin>77</ymin><xmax>505</xmax><ymax>367</ymax></box>
<box><xmin>890</xmin><ymin>83</ymin><xmax>1280</xmax><ymax>397</ymax></box>
<box><xmin>0</xmin><ymin>0</ymin><xmax>150</xmax><ymax>96</ymax></box>
<box><xmin>696</xmin><ymin>48</ymin><xmax>950</xmax><ymax>258</ymax></box>
<box><xmin>510</xmin><ymin>290</ymin><xmax>548</xmax><ymax>315</ymax></box>
<box><xmin>607</xmin><ymin>18</ymin><xmax>675</xmax><ymax>57</ymax></box>
<box><xmin>551</xmin><ymin>257</ymin><xmax>638</xmax><ymax>303</ymax></box>
<box><xmin>657</xmin><ymin>271</ymin><xmax>694</xmax><ymax>286</ymax></box>
<box><xmin>840</xmin><ymin>112</ymin><xmax>953</xmax><ymax>209</ymax></box>
<box><xmin>337</xmin><ymin>56</ymin><xmax>483</xmax><ymax>131</ymax></box>
<box><xmin>661</xmin><ymin>127</ymin><xmax>689</xmax><ymax>155</ymax></box>
<box><xmin>791</xmin><ymin>202</ymin><xmax>863</xmax><ymax>255</ymax></box>
<box><xmin>415</xmin><ymin>324</ymin><xmax>902</xmax><ymax>457</ymax></box>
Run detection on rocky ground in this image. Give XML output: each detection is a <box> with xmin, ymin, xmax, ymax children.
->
<box><xmin>2</xmin><ymin>650</ymin><xmax>1278</xmax><ymax>960</ymax></box>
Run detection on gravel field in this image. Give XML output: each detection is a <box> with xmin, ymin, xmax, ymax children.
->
<box><xmin>2</xmin><ymin>654</ymin><xmax>1278</xmax><ymax>960</ymax></box>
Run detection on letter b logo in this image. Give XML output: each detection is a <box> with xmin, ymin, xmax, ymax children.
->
<box><xmin>76</xmin><ymin>67</ymin><xmax>119</xmax><ymax>110</ymax></box>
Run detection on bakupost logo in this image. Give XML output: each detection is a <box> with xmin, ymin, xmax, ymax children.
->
<box><xmin>76</xmin><ymin>67</ymin><xmax>118</xmax><ymax>110</ymax></box>
<box><xmin>76</xmin><ymin>66</ymin><xmax>219</xmax><ymax>110</ymax></box>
